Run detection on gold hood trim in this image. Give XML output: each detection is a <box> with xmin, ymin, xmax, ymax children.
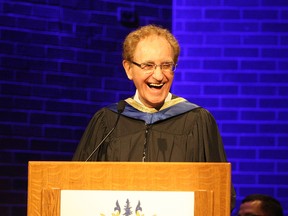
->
<box><xmin>125</xmin><ymin>97</ymin><xmax>187</xmax><ymax>113</ymax></box>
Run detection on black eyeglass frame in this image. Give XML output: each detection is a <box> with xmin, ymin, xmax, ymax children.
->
<box><xmin>130</xmin><ymin>61</ymin><xmax>177</xmax><ymax>73</ymax></box>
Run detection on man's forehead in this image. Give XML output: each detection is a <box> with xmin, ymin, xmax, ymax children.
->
<box><xmin>239</xmin><ymin>200</ymin><xmax>265</xmax><ymax>216</ymax></box>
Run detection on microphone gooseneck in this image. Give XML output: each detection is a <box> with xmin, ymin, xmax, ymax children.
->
<box><xmin>85</xmin><ymin>100</ymin><xmax>126</xmax><ymax>162</ymax></box>
<box><xmin>117</xmin><ymin>100</ymin><xmax>126</xmax><ymax>113</ymax></box>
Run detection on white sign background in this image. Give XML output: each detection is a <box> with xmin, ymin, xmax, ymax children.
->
<box><xmin>61</xmin><ymin>190</ymin><xmax>194</xmax><ymax>216</ymax></box>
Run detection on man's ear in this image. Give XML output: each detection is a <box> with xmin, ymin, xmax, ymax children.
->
<box><xmin>122</xmin><ymin>60</ymin><xmax>133</xmax><ymax>80</ymax></box>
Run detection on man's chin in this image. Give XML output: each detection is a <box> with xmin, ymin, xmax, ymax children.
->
<box><xmin>146</xmin><ymin>100</ymin><xmax>165</xmax><ymax>109</ymax></box>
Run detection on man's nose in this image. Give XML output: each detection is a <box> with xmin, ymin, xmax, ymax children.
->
<box><xmin>152</xmin><ymin>66</ymin><xmax>164</xmax><ymax>80</ymax></box>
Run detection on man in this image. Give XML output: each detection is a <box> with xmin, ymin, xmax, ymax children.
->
<box><xmin>238</xmin><ymin>194</ymin><xmax>283</xmax><ymax>216</ymax></box>
<box><xmin>73</xmin><ymin>24</ymin><xmax>236</xmax><ymax>209</ymax></box>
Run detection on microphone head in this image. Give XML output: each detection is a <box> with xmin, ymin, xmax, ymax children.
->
<box><xmin>117</xmin><ymin>100</ymin><xmax>126</xmax><ymax>114</ymax></box>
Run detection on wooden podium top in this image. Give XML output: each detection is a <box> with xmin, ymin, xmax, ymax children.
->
<box><xmin>28</xmin><ymin>162</ymin><xmax>231</xmax><ymax>216</ymax></box>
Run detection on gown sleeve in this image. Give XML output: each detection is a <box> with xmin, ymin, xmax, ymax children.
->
<box><xmin>198</xmin><ymin>108</ymin><xmax>227</xmax><ymax>162</ymax></box>
<box><xmin>197</xmin><ymin>108</ymin><xmax>236</xmax><ymax>210</ymax></box>
<box><xmin>72</xmin><ymin>109</ymin><xmax>108</xmax><ymax>161</ymax></box>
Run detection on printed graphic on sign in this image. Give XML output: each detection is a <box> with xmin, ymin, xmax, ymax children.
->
<box><xmin>60</xmin><ymin>190</ymin><xmax>194</xmax><ymax>216</ymax></box>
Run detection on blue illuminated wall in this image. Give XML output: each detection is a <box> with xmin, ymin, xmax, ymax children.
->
<box><xmin>172</xmin><ymin>0</ymin><xmax>288</xmax><ymax>215</ymax></box>
<box><xmin>0</xmin><ymin>0</ymin><xmax>172</xmax><ymax>215</ymax></box>
<box><xmin>0</xmin><ymin>0</ymin><xmax>287</xmax><ymax>215</ymax></box>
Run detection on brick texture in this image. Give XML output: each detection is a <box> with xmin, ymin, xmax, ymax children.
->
<box><xmin>0</xmin><ymin>0</ymin><xmax>171</xmax><ymax>215</ymax></box>
<box><xmin>173</xmin><ymin>0</ymin><xmax>288</xmax><ymax>215</ymax></box>
<box><xmin>1</xmin><ymin>0</ymin><xmax>287</xmax><ymax>215</ymax></box>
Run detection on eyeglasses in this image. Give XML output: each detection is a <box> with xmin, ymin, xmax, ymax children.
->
<box><xmin>130</xmin><ymin>61</ymin><xmax>176</xmax><ymax>74</ymax></box>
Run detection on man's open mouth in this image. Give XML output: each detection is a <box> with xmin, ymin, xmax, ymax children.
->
<box><xmin>148</xmin><ymin>83</ymin><xmax>164</xmax><ymax>89</ymax></box>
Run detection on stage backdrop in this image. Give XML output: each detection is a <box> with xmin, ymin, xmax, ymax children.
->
<box><xmin>0</xmin><ymin>0</ymin><xmax>287</xmax><ymax>215</ymax></box>
<box><xmin>172</xmin><ymin>0</ymin><xmax>288</xmax><ymax>215</ymax></box>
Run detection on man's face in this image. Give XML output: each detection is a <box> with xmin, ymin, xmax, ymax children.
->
<box><xmin>123</xmin><ymin>35</ymin><xmax>175</xmax><ymax>109</ymax></box>
<box><xmin>238</xmin><ymin>200</ymin><xmax>266</xmax><ymax>216</ymax></box>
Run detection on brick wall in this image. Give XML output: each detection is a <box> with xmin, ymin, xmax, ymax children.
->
<box><xmin>0</xmin><ymin>0</ymin><xmax>172</xmax><ymax>215</ymax></box>
<box><xmin>1</xmin><ymin>0</ymin><xmax>287</xmax><ymax>215</ymax></box>
<box><xmin>172</xmin><ymin>0</ymin><xmax>288</xmax><ymax>215</ymax></box>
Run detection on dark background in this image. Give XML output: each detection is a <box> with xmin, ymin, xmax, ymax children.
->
<box><xmin>0</xmin><ymin>0</ymin><xmax>287</xmax><ymax>215</ymax></box>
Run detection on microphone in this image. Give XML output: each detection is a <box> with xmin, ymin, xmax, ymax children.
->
<box><xmin>85</xmin><ymin>100</ymin><xmax>126</xmax><ymax>161</ymax></box>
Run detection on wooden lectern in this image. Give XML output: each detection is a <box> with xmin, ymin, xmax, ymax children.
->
<box><xmin>27</xmin><ymin>162</ymin><xmax>231</xmax><ymax>216</ymax></box>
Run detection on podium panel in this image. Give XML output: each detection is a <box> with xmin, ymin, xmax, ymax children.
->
<box><xmin>27</xmin><ymin>162</ymin><xmax>231</xmax><ymax>216</ymax></box>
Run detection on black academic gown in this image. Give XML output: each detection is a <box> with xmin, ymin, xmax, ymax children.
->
<box><xmin>72</xmin><ymin>95</ymin><xmax>236</xmax><ymax>209</ymax></box>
